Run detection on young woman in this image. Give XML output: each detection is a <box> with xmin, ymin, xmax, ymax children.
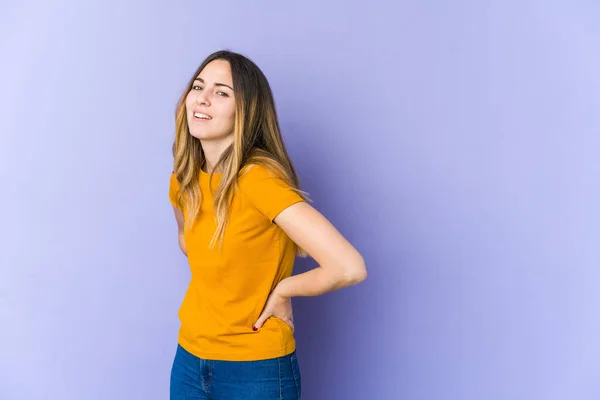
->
<box><xmin>168</xmin><ymin>50</ymin><xmax>367</xmax><ymax>400</ymax></box>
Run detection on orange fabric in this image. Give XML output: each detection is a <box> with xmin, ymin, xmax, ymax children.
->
<box><xmin>168</xmin><ymin>165</ymin><xmax>305</xmax><ymax>361</ymax></box>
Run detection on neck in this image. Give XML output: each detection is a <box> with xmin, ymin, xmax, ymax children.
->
<box><xmin>200</xmin><ymin>136</ymin><xmax>233</xmax><ymax>173</ymax></box>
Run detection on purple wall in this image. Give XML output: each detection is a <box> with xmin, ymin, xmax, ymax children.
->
<box><xmin>2</xmin><ymin>1</ymin><xmax>599</xmax><ymax>399</ymax></box>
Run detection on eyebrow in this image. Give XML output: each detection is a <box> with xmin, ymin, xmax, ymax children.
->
<box><xmin>194</xmin><ymin>77</ymin><xmax>233</xmax><ymax>91</ymax></box>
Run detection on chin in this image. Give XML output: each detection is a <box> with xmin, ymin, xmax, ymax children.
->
<box><xmin>188</xmin><ymin>130</ymin><xmax>224</xmax><ymax>141</ymax></box>
<box><xmin>189</xmin><ymin>130</ymin><xmax>208</xmax><ymax>140</ymax></box>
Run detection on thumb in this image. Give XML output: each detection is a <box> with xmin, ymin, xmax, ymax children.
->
<box><xmin>253</xmin><ymin>312</ymin><xmax>270</xmax><ymax>331</ymax></box>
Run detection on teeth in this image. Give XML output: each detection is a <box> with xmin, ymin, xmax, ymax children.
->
<box><xmin>194</xmin><ymin>112</ymin><xmax>211</xmax><ymax>120</ymax></box>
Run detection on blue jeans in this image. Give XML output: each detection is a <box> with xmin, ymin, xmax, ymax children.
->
<box><xmin>170</xmin><ymin>344</ymin><xmax>302</xmax><ymax>399</ymax></box>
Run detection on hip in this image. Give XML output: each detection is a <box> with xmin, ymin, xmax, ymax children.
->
<box><xmin>170</xmin><ymin>343</ymin><xmax>302</xmax><ymax>400</ymax></box>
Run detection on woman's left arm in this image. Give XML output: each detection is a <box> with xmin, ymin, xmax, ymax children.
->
<box><xmin>273</xmin><ymin>201</ymin><xmax>367</xmax><ymax>297</ymax></box>
<box><xmin>253</xmin><ymin>201</ymin><xmax>367</xmax><ymax>331</ymax></box>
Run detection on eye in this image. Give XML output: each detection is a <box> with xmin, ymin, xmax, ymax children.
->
<box><xmin>192</xmin><ymin>85</ymin><xmax>203</xmax><ymax>90</ymax></box>
<box><xmin>217</xmin><ymin>91</ymin><xmax>229</xmax><ymax>97</ymax></box>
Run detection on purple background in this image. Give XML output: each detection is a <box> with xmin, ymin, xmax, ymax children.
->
<box><xmin>2</xmin><ymin>1</ymin><xmax>599</xmax><ymax>399</ymax></box>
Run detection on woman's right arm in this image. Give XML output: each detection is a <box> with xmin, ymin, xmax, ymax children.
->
<box><xmin>173</xmin><ymin>206</ymin><xmax>187</xmax><ymax>256</ymax></box>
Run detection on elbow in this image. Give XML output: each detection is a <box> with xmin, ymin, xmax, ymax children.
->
<box><xmin>342</xmin><ymin>257</ymin><xmax>367</xmax><ymax>286</ymax></box>
<box><xmin>347</xmin><ymin>268</ymin><xmax>367</xmax><ymax>285</ymax></box>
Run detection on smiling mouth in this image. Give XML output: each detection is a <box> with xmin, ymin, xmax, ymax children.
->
<box><xmin>193</xmin><ymin>112</ymin><xmax>212</xmax><ymax>120</ymax></box>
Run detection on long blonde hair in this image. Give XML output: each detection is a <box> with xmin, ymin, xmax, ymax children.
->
<box><xmin>171</xmin><ymin>50</ymin><xmax>310</xmax><ymax>256</ymax></box>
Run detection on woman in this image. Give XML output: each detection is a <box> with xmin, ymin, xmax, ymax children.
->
<box><xmin>168</xmin><ymin>50</ymin><xmax>367</xmax><ymax>400</ymax></box>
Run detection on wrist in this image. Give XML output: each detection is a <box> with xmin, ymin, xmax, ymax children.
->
<box><xmin>274</xmin><ymin>278</ymin><xmax>291</xmax><ymax>298</ymax></box>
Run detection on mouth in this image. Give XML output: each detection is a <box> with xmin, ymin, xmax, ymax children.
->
<box><xmin>192</xmin><ymin>111</ymin><xmax>212</xmax><ymax>121</ymax></box>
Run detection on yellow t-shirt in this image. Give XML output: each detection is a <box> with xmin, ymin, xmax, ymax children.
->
<box><xmin>168</xmin><ymin>164</ymin><xmax>305</xmax><ymax>361</ymax></box>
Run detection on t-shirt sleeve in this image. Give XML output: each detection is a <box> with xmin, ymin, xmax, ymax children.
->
<box><xmin>169</xmin><ymin>172</ymin><xmax>182</xmax><ymax>209</ymax></box>
<box><xmin>240</xmin><ymin>165</ymin><xmax>305</xmax><ymax>222</ymax></box>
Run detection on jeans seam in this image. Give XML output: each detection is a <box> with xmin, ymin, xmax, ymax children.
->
<box><xmin>278</xmin><ymin>356</ymin><xmax>283</xmax><ymax>399</ymax></box>
<box><xmin>200</xmin><ymin>359</ymin><xmax>208</xmax><ymax>393</ymax></box>
<box><xmin>290</xmin><ymin>354</ymin><xmax>301</xmax><ymax>399</ymax></box>
<box><xmin>207</xmin><ymin>360</ymin><xmax>212</xmax><ymax>395</ymax></box>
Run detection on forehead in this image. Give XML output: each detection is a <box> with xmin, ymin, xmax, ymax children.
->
<box><xmin>197</xmin><ymin>59</ymin><xmax>232</xmax><ymax>84</ymax></box>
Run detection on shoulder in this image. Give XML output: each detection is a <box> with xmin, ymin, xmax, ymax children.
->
<box><xmin>237</xmin><ymin>163</ymin><xmax>282</xmax><ymax>191</ymax></box>
<box><xmin>236</xmin><ymin>163</ymin><xmax>305</xmax><ymax>221</ymax></box>
<box><xmin>170</xmin><ymin>171</ymin><xmax>180</xmax><ymax>187</ymax></box>
<box><xmin>239</xmin><ymin>163</ymin><xmax>278</xmax><ymax>182</ymax></box>
<box><xmin>169</xmin><ymin>171</ymin><xmax>182</xmax><ymax>208</ymax></box>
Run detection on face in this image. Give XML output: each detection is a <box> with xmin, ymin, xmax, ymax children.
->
<box><xmin>186</xmin><ymin>59</ymin><xmax>236</xmax><ymax>142</ymax></box>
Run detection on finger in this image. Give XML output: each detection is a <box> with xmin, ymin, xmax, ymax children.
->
<box><xmin>285</xmin><ymin>318</ymin><xmax>295</xmax><ymax>332</ymax></box>
<box><xmin>253</xmin><ymin>313</ymin><xmax>270</xmax><ymax>331</ymax></box>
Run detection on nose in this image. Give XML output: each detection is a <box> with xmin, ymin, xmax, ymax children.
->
<box><xmin>195</xmin><ymin>90</ymin><xmax>210</xmax><ymax>106</ymax></box>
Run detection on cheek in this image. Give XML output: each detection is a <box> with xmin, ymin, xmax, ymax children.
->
<box><xmin>226</xmin><ymin>104</ymin><xmax>236</xmax><ymax>123</ymax></box>
<box><xmin>185</xmin><ymin>92</ymin><xmax>195</xmax><ymax>111</ymax></box>
<box><xmin>216</xmin><ymin>109</ymin><xmax>235</xmax><ymax>134</ymax></box>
